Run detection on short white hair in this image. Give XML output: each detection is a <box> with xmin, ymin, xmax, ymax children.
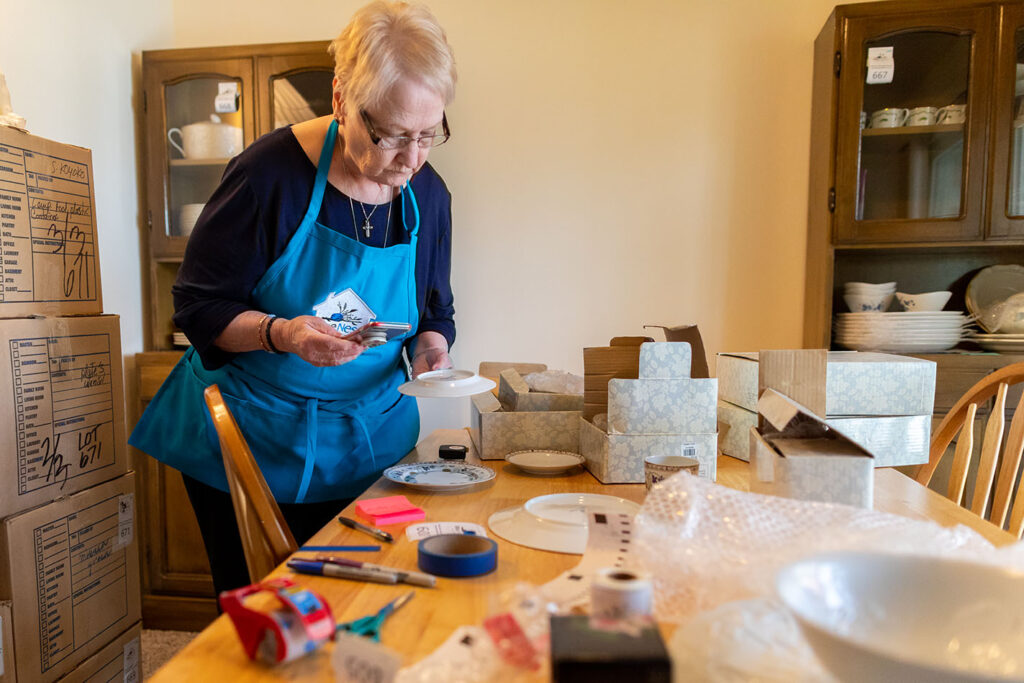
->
<box><xmin>329</xmin><ymin>1</ymin><xmax>457</xmax><ymax>112</ymax></box>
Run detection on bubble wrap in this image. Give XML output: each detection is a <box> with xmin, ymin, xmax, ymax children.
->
<box><xmin>635</xmin><ymin>473</ymin><xmax>1024</xmax><ymax>622</ymax></box>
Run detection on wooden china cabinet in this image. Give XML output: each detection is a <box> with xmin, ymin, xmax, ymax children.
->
<box><xmin>806</xmin><ymin>1</ymin><xmax>1024</xmax><ymax>498</ymax></box>
<box><xmin>134</xmin><ymin>40</ymin><xmax>333</xmax><ymax>629</ymax></box>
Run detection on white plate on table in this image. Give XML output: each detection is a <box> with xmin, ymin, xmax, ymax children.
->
<box><xmin>383</xmin><ymin>461</ymin><xmax>495</xmax><ymax>492</ymax></box>
<box><xmin>487</xmin><ymin>492</ymin><xmax>640</xmax><ymax>554</ymax></box>
<box><xmin>505</xmin><ymin>450</ymin><xmax>585</xmax><ymax>475</ymax></box>
<box><xmin>397</xmin><ymin>369</ymin><xmax>495</xmax><ymax>398</ymax></box>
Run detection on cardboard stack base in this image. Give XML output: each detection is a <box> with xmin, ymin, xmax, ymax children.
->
<box><xmin>56</xmin><ymin>622</ymin><xmax>140</xmax><ymax>683</ymax></box>
<box><xmin>0</xmin><ymin>474</ymin><xmax>140</xmax><ymax>683</ymax></box>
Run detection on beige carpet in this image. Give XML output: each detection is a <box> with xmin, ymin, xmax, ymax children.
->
<box><xmin>142</xmin><ymin>629</ymin><xmax>198</xmax><ymax>680</ymax></box>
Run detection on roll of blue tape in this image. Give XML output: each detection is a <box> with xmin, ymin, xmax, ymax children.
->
<box><xmin>417</xmin><ymin>534</ymin><xmax>498</xmax><ymax>577</ymax></box>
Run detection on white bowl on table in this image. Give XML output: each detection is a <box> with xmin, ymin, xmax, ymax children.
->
<box><xmin>895</xmin><ymin>291</ymin><xmax>953</xmax><ymax>312</ymax></box>
<box><xmin>777</xmin><ymin>552</ymin><xmax>1024</xmax><ymax>682</ymax></box>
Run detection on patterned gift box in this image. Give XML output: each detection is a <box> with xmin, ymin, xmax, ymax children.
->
<box><xmin>470</xmin><ymin>392</ymin><xmax>580</xmax><ymax>460</ymax></box>
<box><xmin>579</xmin><ymin>416</ymin><xmax>717</xmax><ymax>484</ymax></box>
<box><xmin>717</xmin><ymin>399</ymin><xmax>930</xmax><ymax>467</ymax></box>
<box><xmin>607</xmin><ymin>378</ymin><xmax>717</xmax><ymax>435</ymax></box>
<box><xmin>638</xmin><ymin>341</ymin><xmax>692</xmax><ymax>378</ymax></box>
<box><xmin>750</xmin><ymin>389</ymin><xmax>874</xmax><ymax>508</ymax></box>
<box><xmin>717</xmin><ymin>351</ymin><xmax>936</xmax><ymax>417</ymax></box>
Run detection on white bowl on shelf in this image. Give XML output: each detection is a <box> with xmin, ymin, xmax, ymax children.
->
<box><xmin>895</xmin><ymin>291</ymin><xmax>952</xmax><ymax>312</ymax></box>
<box><xmin>844</xmin><ymin>281</ymin><xmax>897</xmax><ymax>293</ymax></box>
<box><xmin>843</xmin><ymin>292</ymin><xmax>893</xmax><ymax>312</ymax></box>
<box><xmin>777</xmin><ymin>552</ymin><xmax>1024</xmax><ymax>683</ymax></box>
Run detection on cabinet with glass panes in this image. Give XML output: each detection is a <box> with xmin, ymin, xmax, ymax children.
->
<box><xmin>804</xmin><ymin>1</ymin><xmax>1024</xmax><ymax>494</ymax></box>
<box><xmin>134</xmin><ymin>41</ymin><xmax>334</xmax><ymax>629</ymax></box>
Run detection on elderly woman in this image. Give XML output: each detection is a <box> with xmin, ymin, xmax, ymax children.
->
<box><xmin>130</xmin><ymin>0</ymin><xmax>457</xmax><ymax>594</ymax></box>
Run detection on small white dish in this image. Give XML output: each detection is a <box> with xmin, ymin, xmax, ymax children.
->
<box><xmin>383</xmin><ymin>461</ymin><xmax>495</xmax><ymax>491</ymax></box>
<box><xmin>487</xmin><ymin>492</ymin><xmax>640</xmax><ymax>554</ymax></box>
<box><xmin>778</xmin><ymin>552</ymin><xmax>1024</xmax><ymax>683</ymax></box>
<box><xmin>505</xmin><ymin>449</ymin><xmax>585</xmax><ymax>475</ymax></box>
<box><xmin>397</xmin><ymin>369</ymin><xmax>496</xmax><ymax>398</ymax></box>
<box><xmin>896</xmin><ymin>291</ymin><xmax>953</xmax><ymax>312</ymax></box>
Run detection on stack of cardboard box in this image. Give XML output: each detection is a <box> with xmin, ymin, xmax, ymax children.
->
<box><xmin>580</xmin><ymin>341</ymin><xmax>718</xmax><ymax>483</ymax></box>
<box><xmin>0</xmin><ymin>128</ymin><xmax>140</xmax><ymax>683</ymax></box>
<box><xmin>717</xmin><ymin>349</ymin><xmax>936</xmax><ymax>468</ymax></box>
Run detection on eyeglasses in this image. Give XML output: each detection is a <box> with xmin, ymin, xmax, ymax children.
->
<box><xmin>360</xmin><ymin>110</ymin><xmax>450</xmax><ymax>150</ymax></box>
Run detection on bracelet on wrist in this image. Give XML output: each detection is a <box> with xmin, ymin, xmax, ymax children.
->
<box><xmin>265</xmin><ymin>316</ymin><xmax>285</xmax><ymax>354</ymax></box>
<box><xmin>256</xmin><ymin>313</ymin><xmax>272</xmax><ymax>353</ymax></box>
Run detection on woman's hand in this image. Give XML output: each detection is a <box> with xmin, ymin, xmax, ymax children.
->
<box><xmin>410</xmin><ymin>331</ymin><xmax>453</xmax><ymax>378</ymax></box>
<box><xmin>274</xmin><ymin>315</ymin><xmax>365</xmax><ymax>367</ymax></box>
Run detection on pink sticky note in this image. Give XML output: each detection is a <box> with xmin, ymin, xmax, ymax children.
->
<box><xmin>355</xmin><ymin>495</ymin><xmax>425</xmax><ymax>526</ymax></box>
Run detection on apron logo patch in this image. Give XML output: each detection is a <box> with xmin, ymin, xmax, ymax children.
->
<box><xmin>313</xmin><ymin>288</ymin><xmax>376</xmax><ymax>334</ymax></box>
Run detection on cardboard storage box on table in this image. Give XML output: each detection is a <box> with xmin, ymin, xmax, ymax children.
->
<box><xmin>470</xmin><ymin>367</ymin><xmax>583</xmax><ymax>460</ymax></box>
<box><xmin>716</xmin><ymin>350</ymin><xmax>934</xmax><ymax>467</ymax></box>
<box><xmin>580</xmin><ymin>340</ymin><xmax>718</xmax><ymax>483</ymax></box>
<box><xmin>0</xmin><ymin>127</ymin><xmax>103</xmax><ymax>319</ymax></box>
<box><xmin>0</xmin><ymin>315</ymin><xmax>128</xmax><ymax>520</ymax></box>
<box><xmin>0</xmin><ymin>473</ymin><xmax>140</xmax><ymax>683</ymax></box>
<box><xmin>751</xmin><ymin>389</ymin><xmax>874</xmax><ymax>507</ymax></box>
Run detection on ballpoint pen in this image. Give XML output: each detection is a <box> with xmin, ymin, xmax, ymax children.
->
<box><xmin>287</xmin><ymin>559</ymin><xmax>399</xmax><ymax>584</ymax></box>
<box><xmin>338</xmin><ymin>515</ymin><xmax>394</xmax><ymax>543</ymax></box>
<box><xmin>314</xmin><ymin>555</ymin><xmax>437</xmax><ymax>588</ymax></box>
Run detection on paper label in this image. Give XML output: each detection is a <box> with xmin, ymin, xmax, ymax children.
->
<box><xmin>214</xmin><ymin>82</ymin><xmax>239</xmax><ymax>113</ymax></box>
<box><xmin>681</xmin><ymin>442</ymin><xmax>697</xmax><ymax>457</ymax></box>
<box><xmin>123</xmin><ymin>637</ymin><xmax>140</xmax><ymax>683</ymax></box>
<box><xmin>117</xmin><ymin>493</ymin><xmax>134</xmax><ymax>548</ymax></box>
<box><xmin>405</xmin><ymin>522</ymin><xmax>487</xmax><ymax>541</ymax></box>
<box><xmin>0</xmin><ymin>139</ymin><xmax>99</xmax><ymax>305</ymax></box>
<box><xmin>866</xmin><ymin>46</ymin><xmax>894</xmax><ymax>84</ymax></box>
<box><xmin>332</xmin><ymin>631</ymin><xmax>401</xmax><ymax>683</ymax></box>
<box><xmin>10</xmin><ymin>331</ymin><xmax>116</xmax><ymax>497</ymax></box>
<box><xmin>33</xmin><ymin>491</ymin><xmax>131</xmax><ymax>673</ymax></box>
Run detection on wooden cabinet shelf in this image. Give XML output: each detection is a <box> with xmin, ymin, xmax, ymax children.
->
<box><xmin>861</xmin><ymin>123</ymin><xmax>965</xmax><ymax>137</ymax></box>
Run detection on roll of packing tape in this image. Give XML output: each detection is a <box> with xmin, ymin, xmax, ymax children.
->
<box><xmin>590</xmin><ymin>567</ymin><xmax>653</xmax><ymax>620</ymax></box>
<box><xmin>418</xmin><ymin>534</ymin><xmax>498</xmax><ymax>577</ymax></box>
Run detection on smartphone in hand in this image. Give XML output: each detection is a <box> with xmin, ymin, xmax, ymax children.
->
<box><xmin>342</xmin><ymin>321</ymin><xmax>411</xmax><ymax>347</ymax></box>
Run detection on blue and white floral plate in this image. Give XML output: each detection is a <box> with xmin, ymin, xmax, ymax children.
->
<box><xmin>383</xmin><ymin>461</ymin><xmax>495</xmax><ymax>491</ymax></box>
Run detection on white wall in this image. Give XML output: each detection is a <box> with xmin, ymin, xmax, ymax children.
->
<box><xmin>1</xmin><ymin>0</ymin><xmax>872</xmax><ymax>434</ymax></box>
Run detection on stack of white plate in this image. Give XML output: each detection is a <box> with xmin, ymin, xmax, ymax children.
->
<box><xmin>171</xmin><ymin>332</ymin><xmax>191</xmax><ymax>347</ymax></box>
<box><xmin>834</xmin><ymin>312</ymin><xmax>970</xmax><ymax>353</ymax></box>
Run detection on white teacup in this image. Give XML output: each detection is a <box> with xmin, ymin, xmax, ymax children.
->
<box><xmin>644</xmin><ymin>454</ymin><xmax>699</xmax><ymax>491</ymax></box>
<box><xmin>870</xmin><ymin>108</ymin><xmax>909</xmax><ymax>128</ymax></box>
<box><xmin>907</xmin><ymin>106</ymin><xmax>938</xmax><ymax>127</ymax></box>
<box><xmin>937</xmin><ymin>104</ymin><xmax>967</xmax><ymax>125</ymax></box>
<box><xmin>177</xmin><ymin>203</ymin><xmax>205</xmax><ymax>237</ymax></box>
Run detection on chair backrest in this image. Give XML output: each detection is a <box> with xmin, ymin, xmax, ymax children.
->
<box><xmin>203</xmin><ymin>384</ymin><xmax>297</xmax><ymax>584</ymax></box>
<box><xmin>914</xmin><ymin>362</ymin><xmax>1024</xmax><ymax>538</ymax></box>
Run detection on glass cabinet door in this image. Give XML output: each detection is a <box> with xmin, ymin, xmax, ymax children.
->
<box><xmin>256</xmin><ymin>51</ymin><xmax>334</xmax><ymax>133</ymax></box>
<box><xmin>990</xmin><ymin>4</ymin><xmax>1024</xmax><ymax>238</ymax></box>
<box><xmin>835</xmin><ymin>8</ymin><xmax>993</xmax><ymax>243</ymax></box>
<box><xmin>142</xmin><ymin>58</ymin><xmax>255</xmax><ymax>258</ymax></box>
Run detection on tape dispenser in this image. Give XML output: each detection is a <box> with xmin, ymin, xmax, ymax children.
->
<box><xmin>220</xmin><ymin>577</ymin><xmax>335</xmax><ymax>663</ymax></box>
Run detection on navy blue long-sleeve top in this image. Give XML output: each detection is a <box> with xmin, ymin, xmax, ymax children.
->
<box><xmin>171</xmin><ymin>125</ymin><xmax>456</xmax><ymax>369</ymax></box>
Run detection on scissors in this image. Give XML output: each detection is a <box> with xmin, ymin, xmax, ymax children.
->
<box><xmin>336</xmin><ymin>591</ymin><xmax>415</xmax><ymax>641</ymax></box>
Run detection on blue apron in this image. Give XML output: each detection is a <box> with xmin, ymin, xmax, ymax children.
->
<box><xmin>130</xmin><ymin>119</ymin><xmax>420</xmax><ymax>503</ymax></box>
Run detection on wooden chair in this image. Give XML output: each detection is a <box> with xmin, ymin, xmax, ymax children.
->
<box><xmin>914</xmin><ymin>362</ymin><xmax>1024</xmax><ymax>538</ymax></box>
<box><xmin>203</xmin><ymin>384</ymin><xmax>297</xmax><ymax>584</ymax></box>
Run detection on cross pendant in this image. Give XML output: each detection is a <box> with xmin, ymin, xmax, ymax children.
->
<box><xmin>362</xmin><ymin>219</ymin><xmax>373</xmax><ymax>238</ymax></box>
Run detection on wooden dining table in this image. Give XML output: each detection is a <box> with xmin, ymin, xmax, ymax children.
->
<box><xmin>151</xmin><ymin>428</ymin><xmax>1017</xmax><ymax>681</ymax></box>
